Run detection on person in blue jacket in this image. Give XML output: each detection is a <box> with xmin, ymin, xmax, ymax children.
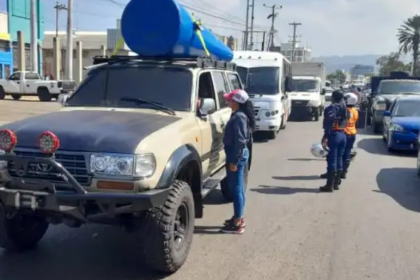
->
<box><xmin>320</xmin><ymin>90</ymin><xmax>348</xmax><ymax>192</ymax></box>
<box><xmin>220</xmin><ymin>89</ymin><xmax>255</xmax><ymax>234</ymax></box>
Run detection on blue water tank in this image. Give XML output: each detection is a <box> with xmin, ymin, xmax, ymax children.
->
<box><xmin>121</xmin><ymin>0</ymin><xmax>233</xmax><ymax>61</ymax></box>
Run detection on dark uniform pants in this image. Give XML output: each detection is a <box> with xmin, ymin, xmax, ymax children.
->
<box><xmin>327</xmin><ymin>131</ymin><xmax>347</xmax><ymax>172</ymax></box>
<box><xmin>343</xmin><ymin>134</ymin><xmax>356</xmax><ymax>163</ymax></box>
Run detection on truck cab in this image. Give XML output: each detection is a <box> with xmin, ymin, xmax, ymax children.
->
<box><xmin>233</xmin><ymin>51</ymin><xmax>292</xmax><ymax>139</ymax></box>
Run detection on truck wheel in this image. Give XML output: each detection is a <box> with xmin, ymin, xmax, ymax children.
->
<box><xmin>372</xmin><ymin>122</ymin><xmax>381</xmax><ymax>134</ymax></box>
<box><xmin>139</xmin><ymin>180</ymin><xmax>195</xmax><ymax>273</ymax></box>
<box><xmin>0</xmin><ymin>87</ymin><xmax>5</xmax><ymax>100</ymax></box>
<box><xmin>11</xmin><ymin>94</ymin><xmax>21</xmax><ymax>100</ymax></box>
<box><xmin>280</xmin><ymin>115</ymin><xmax>286</xmax><ymax>129</ymax></box>
<box><xmin>0</xmin><ymin>204</ymin><xmax>49</xmax><ymax>251</ymax></box>
<box><xmin>38</xmin><ymin>88</ymin><xmax>52</xmax><ymax>102</ymax></box>
<box><xmin>220</xmin><ymin>163</ymin><xmax>249</xmax><ymax>202</ymax></box>
<box><xmin>267</xmin><ymin>131</ymin><xmax>277</xmax><ymax>139</ymax></box>
<box><xmin>314</xmin><ymin>108</ymin><xmax>320</xmax><ymax>121</ymax></box>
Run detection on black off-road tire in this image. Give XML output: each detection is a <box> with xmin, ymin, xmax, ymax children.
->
<box><xmin>37</xmin><ymin>87</ymin><xmax>52</xmax><ymax>102</ymax></box>
<box><xmin>314</xmin><ymin>108</ymin><xmax>320</xmax><ymax>121</ymax></box>
<box><xmin>0</xmin><ymin>87</ymin><xmax>5</xmax><ymax>100</ymax></box>
<box><xmin>220</xmin><ymin>163</ymin><xmax>249</xmax><ymax>202</ymax></box>
<box><xmin>0</xmin><ymin>204</ymin><xmax>49</xmax><ymax>251</ymax></box>
<box><xmin>139</xmin><ymin>180</ymin><xmax>195</xmax><ymax>273</ymax></box>
<box><xmin>11</xmin><ymin>94</ymin><xmax>21</xmax><ymax>100</ymax></box>
<box><xmin>267</xmin><ymin>131</ymin><xmax>277</xmax><ymax>140</ymax></box>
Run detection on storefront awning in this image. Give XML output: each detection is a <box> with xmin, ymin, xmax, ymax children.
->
<box><xmin>0</xmin><ymin>33</ymin><xmax>10</xmax><ymax>41</ymax></box>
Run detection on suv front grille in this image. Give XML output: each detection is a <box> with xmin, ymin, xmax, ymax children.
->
<box><xmin>254</xmin><ymin>106</ymin><xmax>260</xmax><ymax>116</ymax></box>
<box><xmin>7</xmin><ymin>150</ymin><xmax>91</xmax><ymax>186</ymax></box>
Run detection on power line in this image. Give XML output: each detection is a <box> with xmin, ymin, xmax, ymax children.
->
<box><xmin>263</xmin><ymin>4</ymin><xmax>282</xmax><ymax>51</ymax></box>
<box><xmin>289</xmin><ymin>22</ymin><xmax>302</xmax><ymax>62</ymax></box>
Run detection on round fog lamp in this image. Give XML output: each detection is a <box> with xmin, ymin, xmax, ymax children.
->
<box><xmin>38</xmin><ymin>131</ymin><xmax>60</xmax><ymax>154</ymax></box>
<box><xmin>0</xmin><ymin>129</ymin><xmax>17</xmax><ymax>152</ymax></box>
<box><xmin>265</xmin><ymin>112</ymin><xmax>271</xmax><ymax>117</ymax></box>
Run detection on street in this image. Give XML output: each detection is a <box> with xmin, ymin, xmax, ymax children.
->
<box><xmin>1</xmin><ymin>98</ymin><xmax>420</xmax><ymax>280</ymax></box>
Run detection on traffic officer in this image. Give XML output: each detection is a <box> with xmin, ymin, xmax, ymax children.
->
<box><xmin>319</xmin><ymin>90</ymin><xmax>348</xmax><ymax>192</ymax></box>
<box><xmin>342</xmin><ymin>92</ymin><xmax>359</xmax><ymax>179</ymax></box>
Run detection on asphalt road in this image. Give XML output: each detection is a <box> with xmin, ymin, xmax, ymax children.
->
<box><xmin>1</xmin><ymin>97</ymin><xmax>420</xmax><ymax>280</ymax></box>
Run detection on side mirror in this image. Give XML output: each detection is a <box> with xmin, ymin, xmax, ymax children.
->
<box><xmin>198</xmin><ymin>98</ymin><xmax>216</xmax><ymax>118</ymax></box>
<box><xmin>57</xmin><ymin>93</ymin><xmax>69</xmax><ymax>106</ymax></box>
<box><xmin>321</xmin><ymin>88</ymin><xmax>326</xmax><ymax>95</ymax></box>
<box><xmin>285</xmin><ymin>76</ymin><xmax>293</xmax><ymax>92</ymax></box>
<box><xmin>383</xmin><ymin>111</ymin><xmax>391</xmax><ymax>116</ymax></box>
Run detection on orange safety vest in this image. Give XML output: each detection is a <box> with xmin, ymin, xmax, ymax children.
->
<box><xmin>344</xmin><ymin>107</ymin><xmax>359</xmax><ymax>135</ymax></box>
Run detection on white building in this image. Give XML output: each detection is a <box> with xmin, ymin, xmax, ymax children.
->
<box><xmin>280</xmin><ymin>43</ymin><xmax>312</xmax><ymax>62</ymax></box>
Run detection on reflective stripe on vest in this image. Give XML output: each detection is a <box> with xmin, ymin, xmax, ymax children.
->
<box><xmin>344</xmin><ymin>107</ymin><xmax>359</xmax><ymax>135</ymax></box>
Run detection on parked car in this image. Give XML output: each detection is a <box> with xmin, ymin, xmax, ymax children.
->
<box><xmin>382</xmin><ymin>96</ymin><xmax>420</xmax><ymax>152</ymax></box>
<box><xmin>0</xmin><ymin>71</ymin><xmax>76</xmax><ymax>101</ymax></box>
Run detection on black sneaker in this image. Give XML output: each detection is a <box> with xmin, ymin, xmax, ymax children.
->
<box><xmin>220</xmin><ymin>220</ymin><xmax>245</xmax><ymax>234</ymax></box>
<box><xmin>223</xmin><ymin>217</ymin><xmax>246</xmax><ymax>227</ymax></box>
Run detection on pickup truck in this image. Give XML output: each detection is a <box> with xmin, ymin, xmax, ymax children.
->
<box><xmin>0</xmin><ymin>71</ymin><xmax>76</xmax><ymax>101</ymax></box>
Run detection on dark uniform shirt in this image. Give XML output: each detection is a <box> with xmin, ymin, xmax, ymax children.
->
<box><xmin>323</xmin><ymin>102</ymin><xmax>348</xmax><ymax>139</ymax></box>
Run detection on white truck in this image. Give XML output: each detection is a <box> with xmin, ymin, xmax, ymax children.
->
<box><xmin>0</xmin><ymin>71</ymin><xmax>76</xmax><ymax>101</ymax></box>
<box><xmin>290</xmin><ymin>62</ymin><xmax>326</xmax><ymax>121</ymax></box>
<box><xmin>233</xmin><ymin>51</ymin><xmax>293</xmax><ymax>139</ymax></box>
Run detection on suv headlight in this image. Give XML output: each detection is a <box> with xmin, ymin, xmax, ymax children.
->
<box><xmin>0</xmin><ymin>149</ymin><xmax>5</xmax><ymax>170</ymax></box>
<box><xmin>90</xmin><ymin>153</ymin><xmax>156</xmax><ymax>177</ymax></box>
<box><xmin>374</xmin><ymin>102</ymin><xmax>386</xmax><ymax>111</ymax></box>
<box><xmin>390</xmin><ymin>124</ymin><xmax>405</xmax><ymax>132</ymax></box>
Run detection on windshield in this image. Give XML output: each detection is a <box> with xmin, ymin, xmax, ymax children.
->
<box><xmin>236</xmin><ymin>66</ymin><xmax>280</xmax><ymax>95</ymax></box>
<box><xmin>393</xmin><ymin>100</ymin><xmax>420</xmax><ymax>117</ymax></box>
<box><xmin>378</xmin><ymin>81</ymin><xmax>420</xmax><ymax>94</ymax></box>
<box><xmin>67</xmin><ymin>65</ymin><xmax>192</xmax><ymax>111</ymax></box>
<box><xmin>291</xmin><ymin>79</ymin><xmax>319</xmax><ymax>92</ymax></box>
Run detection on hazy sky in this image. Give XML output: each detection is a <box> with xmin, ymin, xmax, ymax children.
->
<box><xmin>43</xmin><ymin>0</ymin><xmax>420</xmax><ymax>56</ymax></box>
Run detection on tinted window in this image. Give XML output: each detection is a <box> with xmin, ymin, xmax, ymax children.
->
<box><xmin>237</xmin><ymin>66</ymin><xmax>280</xmax><ymax>95</ymax></box>
<box><xmin>9</xmin><ymin>72</ymin><xmax>20</xmax><ymax>80</ymax></box>
<box><xmin>25</xmin><ymin>73</ymin><xmax>40</xmax><ymax>80</ymax></box>
<box><xmin>212</xmin><ymin>71</ymin><xmax>230</xmax><ymax>109</ymax></box>
<box><xmin>378</xmin><ymin>81</ymin><xmax>420</xmax><ymax>94</ymax></box>
<box><xmin>291</xmin><ymin>79</ymin><xmax>319</xmax><ymax>92</ymax></box>
<box><xmin>392</xmin><ymin>100</ymin><xmax>420</xmax><ymax>117</ymax></box>
<box><xmin>226</xmin><ymin>73</ymin><xmax>242</xmax><ymax>91</ymax></box>
<box><xmin>67</xmin><ymin>65</ymin><xmax>192</xmax><ymax>111</ymax></box>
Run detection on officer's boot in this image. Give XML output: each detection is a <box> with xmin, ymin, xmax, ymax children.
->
<box><xmin>319</xmin><ymin>171</ymin><xmax>335</xmax><ymax>192</ymax></box>
<box><xmin>341</xmin><ymin>161</ymin><xmax>351</xmax><ymax>179</ymax></box>
<box><xmin>333</xmin><ymin>171</ymin><xmax>342</xmax><ymax>190</ymax></box>
<box><xmin>320</xmin><ymin>172</ymin><xmax>328</xmax><ymax>179</ymax></box>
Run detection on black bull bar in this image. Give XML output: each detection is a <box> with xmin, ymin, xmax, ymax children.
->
<box><xmin>0</xmin><ymin>154</ymin><xmax>170</xmax><ymax>222</ymax></box>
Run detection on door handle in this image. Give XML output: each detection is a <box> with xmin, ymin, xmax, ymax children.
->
<box><xmin>27</xmin><ymin>84</ymin><xmax>30</xmax><ymax>87</ymax></box>
<box><xmin>16</xmin><ymin>81</ymin><xmax>20</xmax><ymax>84</ymax></box>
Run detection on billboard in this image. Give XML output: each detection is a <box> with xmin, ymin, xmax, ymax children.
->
<box><xmin>0</xmin><ymin>0</ymin><xmax>6</xmax><ymax>13</ymax></box>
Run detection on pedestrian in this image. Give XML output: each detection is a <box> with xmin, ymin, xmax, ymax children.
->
<box><xmin>342</xmin><ymin>92</ymin><xmax>359</xmax><ymax>179</ymax></box>
<box><xmin>220</xmin><ymin>89</ymin><xmax>255</xmax><ymax>234</ymax></box>
<box><xmin>319</xmin><ymin>90</ymin><xmax>348</xmax><ymax>192</ymax></box>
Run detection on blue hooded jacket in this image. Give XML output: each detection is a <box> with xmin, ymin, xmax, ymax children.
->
<box><xmin>223</xmin><ymin>110</ymin><xmax>249</xmax><ymax>165</ymax></box>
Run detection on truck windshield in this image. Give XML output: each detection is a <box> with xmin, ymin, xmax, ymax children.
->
<box><xmin>291</xmin><ymin>79</ymin><xmax>319</xmax><ymax>92</ymax></box>
<box><xmin>67</xmin><ymin>65</ymin><xmax>192</xmax><ymax>111</ymax></box>
<box><xmin>237</xmin><ymin>66</ymin><xmax>280</xmax><ymax>95</ymax></box>
<box><xmin>379</xmin><ymin>81</ymin><xmax>420</xmax><ymax>94</ymax></box>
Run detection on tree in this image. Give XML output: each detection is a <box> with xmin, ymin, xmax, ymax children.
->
<box><xmin>327</xmin><ymin>70</ymin><xmax>346</xmax><ymax>84</ymax></box>
<box><xmin>397</xmin><ymin>15</ymin><xmax>420</xmax><ymax>75</ymax></box>
<box><xmin>376</xmin><ymin>52</ymin><xmax>410</xmax><ymax>76</ymax></box>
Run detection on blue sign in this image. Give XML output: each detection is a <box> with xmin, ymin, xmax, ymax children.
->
<box><xmin>0</xmin><ymin>0</ymin><xmax>7</xmax><ymax>13</ymax></box>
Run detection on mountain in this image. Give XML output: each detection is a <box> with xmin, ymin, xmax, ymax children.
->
<box><xmin>312</xmin><ymin>55</ymin><xmax>381</xmax><ymax>74</ymax></box>
<box><xmin>313</xmin><ymin>54</ymin><xmax>412</xmax><ymax>74</ymax></box>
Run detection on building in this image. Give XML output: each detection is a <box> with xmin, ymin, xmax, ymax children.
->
<box><xmin>350</xmin><ymin>64</ymin><xmax>374</xmax><ymax>78</ymax></box>
<box><xmin>0</xmin><ymin>0</ymin><xmax>12</xmax><ymax>79</ymax></box>
<box><xmin>280</xmin><ymin>43</ymin><xmax>312</xmax><ymax>62</ymax></box>
<box><xmin>7</xmin><ymin>0</ymin><xmax>44</xmax><ymax>74</ymax></box>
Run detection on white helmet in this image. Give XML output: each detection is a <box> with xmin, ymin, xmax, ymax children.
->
<box><xmin>311</xmin><ymin>143</ymin><xmax>329</xmax><ymax>158</ymax></box>
<box><xmin>345</xmin><ymin>92</ymin><xmax>358</xmax><ymax>105</ymax></box>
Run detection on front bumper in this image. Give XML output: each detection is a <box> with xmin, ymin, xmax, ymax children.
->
<box><xmin>255</xmin><ymin>118</ymin><xmax>281</xmax><ymax>132</ymax></box>
<box><xmin>388</xmin><ymin>132</ymin><xmax>418</xmax><ymax>150</ymax></box>
<box><xmin>0</xmin><ymin>153</ymin><xmax>170</xmax><ymax>222</ymax></box>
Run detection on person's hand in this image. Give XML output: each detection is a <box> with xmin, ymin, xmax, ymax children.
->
<box><xmin>229</xmin><ymin>163</ymin><xmax>238</xmax><ymax>172</ymax></box>
<box><xmin>322</xmin><ymin>138</ymin><xmax>328</xmax><ymax>149</ymax></box>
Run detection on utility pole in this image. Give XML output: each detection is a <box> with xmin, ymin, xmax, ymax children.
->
<box><xmin>244</xmin><ymin>0</ymin><xmax>250</xmax><ymax>50</ymax></box>
<box><xmin>264</xmin><ymin>4</ymin><xmax>282</xmax><ymax>51</ymax></box>
<box><xmin>289</xmin><ymin>22</ymin><xmax>302</xmax><ymax>62</ymax></box>
<box><xmin>54</xmin><ymin>2</ymin><xmax>67</xmax><ymax>39</ymax></box>
<box><xmin>30</xmin><ymin>0</ymin><xmax>38</xmax><ymax>72</ymax></box>
<box><xmin>249</xmin><ymin>0</ymin><xmax>255</xmax><ymax>50</ymax></box>
<box><xmin>66</xmin><ymin>0</ymin><xmax>73</xmax><ymax>80</ymax></box>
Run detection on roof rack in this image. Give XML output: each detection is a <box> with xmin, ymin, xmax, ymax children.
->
<box><xmin>92</xmin><ymin>55</ymin><xmax>236</xmax><ymax>71</ymax></box>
